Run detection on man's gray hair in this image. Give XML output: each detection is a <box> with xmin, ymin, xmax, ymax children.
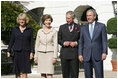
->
<box><xmin>87</xmin><ymin>9</ymin><xmax>97</xmax><ymax>16</ymax></box>
<box><xmin>66</xmin><ymin>11</ymin><xmax>75</xmax><ymax>18</ymax></box>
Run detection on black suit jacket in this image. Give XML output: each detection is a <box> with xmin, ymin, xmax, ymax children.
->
<box><xmin>7</xmin><ymin>25</ymin><xmax>34</xmax><ymax>53</ymax></box>
<box><xmin>58</xmin><ymin>23</ymin><xmax>80</xmax><ymax>59</ymax></box>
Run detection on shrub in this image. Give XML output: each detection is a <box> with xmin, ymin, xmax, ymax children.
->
<box><xmin>108</xmin><ymin>38</ymin><xmax>117</xmax><ymax>49</ymax></box>
<box><xmin>107</xmin><ymin>17</ymin><xmax>117</xmax><ymax>35</ymax></box>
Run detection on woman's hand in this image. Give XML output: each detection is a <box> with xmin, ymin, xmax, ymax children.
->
<box><xmin>7</xmin><ymin>52</ymin><xmax>10</xmax><ymax>57</ymax></box>
<box><xmin>52</xmin><ymin>58</ymin><xmax>57</xmax><ymax>64</ymax></box>
<box><xmin>34</xmin><ymin>58</ymin><xmax>38</xmax><ymax>64</ymax></box>
<box><xmin>30</xmin><ymin>52</ymin><xmax>33</xmax><ymax>60</ymax></box>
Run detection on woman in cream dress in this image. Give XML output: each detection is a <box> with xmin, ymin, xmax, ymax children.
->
<box><xmin>34</xmin><ymin>14</ymin><xmax>58</xmax><ymax>78</ymax></box>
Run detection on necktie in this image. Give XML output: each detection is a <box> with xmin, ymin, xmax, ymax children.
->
<box><xmin>90</xmin><ymin>24</ymin><xmax>93</xmax><ymax>39</ymax></box>
<box><xmin>70</xmin><ymin>25</ymin><xmax>72</xmax><ymax>31</ymax></box>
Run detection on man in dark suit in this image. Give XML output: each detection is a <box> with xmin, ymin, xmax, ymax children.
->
<box><xmin>79</xmin><ymin>9</ymin><xmax>108</xmax><ymax>78</ymax></box>
<box><xmin>58</xmin><ymin>11</ymin><xmax>80</xmax><ymax>78</ymax></box>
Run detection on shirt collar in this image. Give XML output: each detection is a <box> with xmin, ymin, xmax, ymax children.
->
<box><xmin>42</xmin><ymin>26</ymin><xmax>53</xmax><ymax>33</ymax></box>
<box><xmin>89</xmin><ymin>21</ymin><xmax>95</xmax><ymax>26</ymax></box>
<box><xmin>68</xmin><ymin>23</ymin><xmax>74</xmax><ymax>27</ymax></box>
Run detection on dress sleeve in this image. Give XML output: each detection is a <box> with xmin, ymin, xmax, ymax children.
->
<box><xmin>7</xmin><ymin>27</ymin><xmax>15</xmax><ymax>53</ymax></box>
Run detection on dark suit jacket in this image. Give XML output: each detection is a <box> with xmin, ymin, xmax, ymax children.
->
<box><xmin>7</xmin><ymin>25</ymin><xmax>34</xmax><ymax>53</ymax></box>
<box><xmin>79</xmin><ymin>21</ymin><xmax>108</xmax><ymax>61</ymax></box>
<box><xmin>58</xmin><ymin>23</ymin><xmax>80</xmax><ymax>59</ymax></box>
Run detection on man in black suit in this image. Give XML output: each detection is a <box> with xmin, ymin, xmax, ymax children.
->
<box><xmin>58</xmin><ymin>11</ymin><xmax>80</xmax><ymax>78</ymax></box>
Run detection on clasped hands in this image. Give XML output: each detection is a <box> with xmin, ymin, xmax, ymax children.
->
<box><xmin>64</xmin><ymin>41</ymin><xmax>77</xmax><ymax>47</ymax></box>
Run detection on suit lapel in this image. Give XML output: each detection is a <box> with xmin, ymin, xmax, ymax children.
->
<box><xmin>86</xmin><ymin>24</ymin><xmax>91</xmax><ymax>40</ymax></box>
<box><xmin>64</xmin><ymin>24</ymin><xmax>71</xmax><ymax>34</ymax></box>
<box><xmin>92</xmin><ymin>21</ymin><xmax>99</xmax><ymax>40</ymax></box>
<box><xmin>71</xmin><ymin>23</ymin><xmax>79</xmax><ymax>36</ymax></box>
<box><xmin>70</xmin><ymin>23</ymin><xmax>79</xmax><ymax>41</ymax></box>
<box><xmin>71</xmin><ymin>23</ymin><xmax>76</xmax><ymax>34</ymax></box>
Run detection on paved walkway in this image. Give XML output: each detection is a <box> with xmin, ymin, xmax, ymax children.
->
<box><xmin>1</xmin><ymin>70</ymin><xmax>117</xmax><ymax>78</ymax></box>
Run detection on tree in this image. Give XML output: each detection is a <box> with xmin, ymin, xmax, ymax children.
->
<box><xmin>107</xmin><ymin>17</ymin><xmax>117</xmax><ymax>71</ymax></box>
<box><xmin>107</xmin><ymin>17</ymin><xmax>117</xmax><ymax>49</ymax></box>
<box><xmin>107</xmin><ymin>17</ymin><xmax>117</xmax><ymax>35</ymax></box>
<box><xmin>1</xmin><ymin>1</ymin><xmax>41</xmax><ymax>45</ymax></box>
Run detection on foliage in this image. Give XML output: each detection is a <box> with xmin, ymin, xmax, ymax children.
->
<box><xmin>1</xmin><ymin>1</ymin><xmax>23</xmax><ymax>31</ymax></box>
<box><xmin>107</xmin><ymin>17</ymin><xmax>117</xmax><ymax>35</ymax></box>
<box><xmin>108</xmin><ymin>38</ymin><xmax>117</xmax><ymax>49</ymax></box>
<box><xmin>107</xmin><ymin>17</ymin><xmax>117</xmax><ymax>60</ymax></box>
<box><xmin>107</xmin><ymin>17</ymin><xmax>117</xmax><ymax>50</ymax></box>
<box><xmin>1</xmin><ymin>49</ymin><xmax>13</xmax><ymax>75</ymax></box>
<box><xmin>1</xmin><ymin>63</ymin><xmax>13</xmax><ymax>75</ymax></box>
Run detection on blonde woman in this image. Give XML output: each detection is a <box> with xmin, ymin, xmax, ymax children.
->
<box><xmin>7</xmin><ymin>13</ymin><xmax>34</xmax><ymax>78</ymax></box>
<box><xmin>34</xmin><ymin>14</ymin><xmax>58</xmax><ymax>78</ymax></box>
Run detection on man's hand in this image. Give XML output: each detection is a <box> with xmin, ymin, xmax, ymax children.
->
<box><xmin>102</xmin><ymin>53</ymin><xmax>107</xmax><ymax>60</ymax></box>
<box><xmin>7</xmin><ymin>52</ymin><xmax>10</xmax><ymax>57</ymax></box>
<box><xmin>78</xmin><ymin>55</ymin><xmax>83</xmax><ymax>62</ymax></box>
<box><xmin>70</xmin><ymin>42</ymin><xmax>77</xmax><ymax>47</ymax></box>
<box><xmin>64</xmin><ymin>41</ymin><xmax>70</xmax><ymax>46</ymax></box>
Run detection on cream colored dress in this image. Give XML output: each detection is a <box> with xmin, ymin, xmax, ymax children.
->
<box><xmin>34</xmin><ymin>27</ymin><xmax>58</xmax><ymax>74</ymax></box>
